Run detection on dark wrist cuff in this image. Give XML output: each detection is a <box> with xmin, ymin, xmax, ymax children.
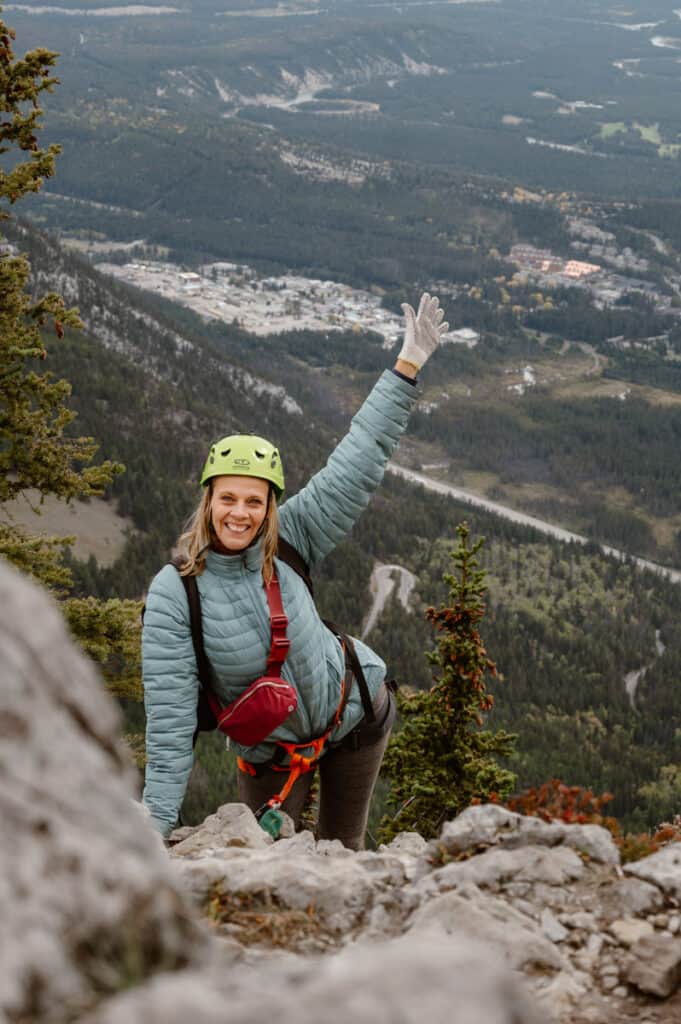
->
<box><xmin>391</xmin><ymin>368</ymin><xmax>417</xmax><ymax>386</ymax></box>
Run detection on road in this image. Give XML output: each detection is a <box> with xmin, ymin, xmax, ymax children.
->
<box><xmin>361</xmin><ymin>562</ymin><xmax>417</xmax><ymax>640</ymax></box>
<box><xmin>387</xmin><ymin>464</ymin><xmax>681</xmax><ymax>586</ymax></box>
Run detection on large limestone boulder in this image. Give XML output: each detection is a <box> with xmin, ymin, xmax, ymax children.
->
<box><xmin>0</xmin><ymin>560</ymin><xmax>207</xmax><ymax>1024</ymax></box>
<box><xmin>80</xmin><ymin>934</ymin><xmax>545</xmax><ymax>1024</ymax></box>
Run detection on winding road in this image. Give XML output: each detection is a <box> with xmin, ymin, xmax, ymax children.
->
<box><xmin>361</xmin><ymin>563</ymin><xmax>416</xmax><ymax>640</ymax></box>
<box><xmin>387</xmin><ymin>463</ymin><xmax>681</xmax><ymax>586</ymax></box>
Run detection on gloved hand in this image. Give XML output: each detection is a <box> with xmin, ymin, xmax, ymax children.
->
<box><xmin>398</xmin><ymin>292</ymin><xmax>449</xmax><ymax>371</ymax></box>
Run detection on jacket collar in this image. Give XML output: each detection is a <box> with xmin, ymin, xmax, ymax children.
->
<box><xmin>204</xmin><ymin>538</ymin><xmax>263</xmax><ymax>577</ymax></box>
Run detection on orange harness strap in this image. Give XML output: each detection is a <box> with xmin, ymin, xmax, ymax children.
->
<box><xmin>238</xmin><ymin>671</ymin><xmax>347</xmax><ymax>817</ymax></box>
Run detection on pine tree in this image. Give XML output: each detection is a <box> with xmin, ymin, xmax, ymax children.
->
<box><xmin>378</xmin><ymin>523</ymin><xmax>517</xmax><ymax>843</ymax></box>
<box><xmin>0</xmin><ymin>11</ymin><xmax>140</xmax><ymax>700</ymax></box>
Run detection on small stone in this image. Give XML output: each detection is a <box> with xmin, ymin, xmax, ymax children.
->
<box><xmin>610</xmin><ymin>918</ymin><xmax>655</xmax><ymax>947</ymax></box>
<box><xmin>601</xmin><ymin>975</ymin><xmax>618</xmax><ymax>992</ymax></box>
<box><xmin>512</xmin><ymin>898</ymin><xmax>538</xmax><ymax>920</ymax></box>
<box><xmin>541</xmin><ymin>908</ymin><xmax>568</xmax><ymax>943</ymax></box>
<box><xmin>651</xmin><ymin>913</ymin><xmax>669</xmax><ymax>930</ymax></box>
<box><xmin>624</xmin><ymin>933</ymin><xmax>681</xmax><ymax>998</ymax></box>
<box><xmin>599</xmin><ymin>878</ymin><xmax>663</xmax><ymax>919</ymax></box>
<box><xmin>669</xmin><ymin>915</ymin><xmax>681</xmax><ymax>935</ymax></box>
<box><xmin>560</xmin><ymin>911</ymin><xmax>598</xmax><ymax>932</ymax></box>
<box><xmin>586</xmin><ymin>933</ymin><xmax>604</xmax><ymax>957</ymax></box>
<box><xmin>573</xmin><ymin>952</ymin><xmax>597</xmax><ymax>972</ymax></box>
<box><xmin>613</xmin><ymin>986</ymin><xmax>628</xmax><ymax>998</ymax></box>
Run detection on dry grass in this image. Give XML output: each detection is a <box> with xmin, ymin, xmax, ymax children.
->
<box><xmin>206</xmin><ymin>887</ymin><xmax>336</xmax><ymax>952</ymax></box>
<box><xmin>2</xmin><ymin>491</ymin><xmax>132</xmax><ymax>566</ymax></box>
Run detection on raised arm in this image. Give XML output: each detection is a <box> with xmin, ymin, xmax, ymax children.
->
<box><xmin>279</xmin><ymin>293</ymin><xmax>448</xmax><ymax>565</ymax></box>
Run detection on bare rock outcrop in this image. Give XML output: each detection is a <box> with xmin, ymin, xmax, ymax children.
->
<box><xmin>4</xmin><ymin>557</ymin><xmax>681</xmax><ymax>1024</ymax></box>
<box><xmin>0</xmin><ymin>560</ymin><xmax>206</xmax><ymax>1024</ymax></box>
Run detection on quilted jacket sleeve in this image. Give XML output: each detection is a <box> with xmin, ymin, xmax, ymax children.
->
<box><xmin>142</xmin><ymin>564</ymin><xmax>198</xmax><ymax>837</ymax></box>
<box><xmin>279</xmin><ymin>370</ymin><xmax>417</xmax><ymax>566</ymax></box>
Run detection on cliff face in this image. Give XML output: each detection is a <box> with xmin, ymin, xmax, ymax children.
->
<box><xmin>2</xmin><ymin>557</ymin><xmax>681</xmax><ymax>1024</ymax></box>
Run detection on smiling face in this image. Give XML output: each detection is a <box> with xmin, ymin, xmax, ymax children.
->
<box><xmin>209</xmin><ymin>475</ymin><xmax>270</xmax><ymax>553</ymax></box>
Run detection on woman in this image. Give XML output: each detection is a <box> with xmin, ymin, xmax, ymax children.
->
<box><xmin>142</xmin><ymin>293</ymin><xmax>448</xmax><ymax>848</ymax></box>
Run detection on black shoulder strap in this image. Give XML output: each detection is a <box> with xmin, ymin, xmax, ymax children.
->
<box><xmin>274</xmin><ymin>541</ymin><xmax>372</xmax><ymax>717</ymax></box>
<box><xmin>276</xmin><ymin>536</ymin><xmax>314</xmax><ymax>597</ymax></box>
<box><xmin>171</xmin><ymin>556</ymin><xmax>213</xmax><ymax>690</ymax></box>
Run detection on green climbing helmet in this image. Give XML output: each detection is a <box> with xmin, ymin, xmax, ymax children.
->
<box><xmin>200</xmin><ymin>434</ymin><xmax>285</xmax><ymax>498</ymax></box>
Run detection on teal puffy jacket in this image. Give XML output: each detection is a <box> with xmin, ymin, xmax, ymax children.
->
<box><xmin>142</xmin><ymin>370</ymin><xmax>418</xmax><ymax>836</ymax></box>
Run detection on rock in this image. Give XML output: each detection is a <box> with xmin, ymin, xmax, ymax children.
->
<box><xmin>0</xmin><ymin>561</ymin><xmax>207</xmax><ymax>1024</ymax></box>
<box><xmin>171</xmin><ymin>803</ymin><xmax>273</xmax><ymax>854</ymax></box>
<box><xmin>434</xmin><ymin>805</ymin><xmax>619</xmax><ymax>864</ymax></box>
<box><xmin>586</xmin><ymin>933</ymin><xmax>604</xmax><ymax>957</ymax></box>
<box><xmin>173</xmin><ymin>845</ymin><xmax>379</xmax><ymax>937</ymax></box>
<box><xmin>380</xmin><ymin>831</ymin><xmax>427</xmax><ymax>858</ymax></box>
<box><xmin>542</xmin><ymin>908</ymin><xmax>569</xmax><ymax>943</ymax></box>
<box><xmin>624</xmin><ymin>933</ymin><xmax>681</xmax><ymax>997</ymax></box>
<box><xmin>81</xmin><ymin>933</ymin><xmax>545</xmax><ymax>1024</ymax></box>
<box><xmin>10</xmin><ymin>558</ymin><xmax>681</xmax><ymax>1024</ymax></box>
<box><xmin>610</xmin><ymin>918</ymin><xmax>655</xmax><ymax>947</ymax></box>
<box><xmin>415</xmin><ymin>844</ymin><xmax>585</xmax><ymax>898</ymax></box>
<box><xmin>559</xmin><ymin>911</ymin><xmax>599</xmax><ymax>932</ymax></box>
<box><xmin>407</xmin><ymin>883</ymin><xmax>565</xmax><ymax>973</ymax></box>
<box><xmin>625</xmin><ymin>845</ymin><xmax>681</xmax><ymax>901</ymax></box>
<box><xmin>598</xmin><ymin>877</ymin><xmax>664</xmax><ymax>919</ymax></box>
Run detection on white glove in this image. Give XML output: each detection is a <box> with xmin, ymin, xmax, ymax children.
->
<box><xmin>398</xmin><ymin>292</ymin><xmax>449</xmax><ymax>371</ymax></box>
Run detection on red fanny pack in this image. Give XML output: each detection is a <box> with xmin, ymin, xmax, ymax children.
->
<box><xmin>212</xmin><ymin>676</ymin><xmax>297</xmax><ymax>746</ymax></box>
<box><xmin>208</xmin><ymin>570</ymin><xmax>297</xmax><ymax>747</ymax></box>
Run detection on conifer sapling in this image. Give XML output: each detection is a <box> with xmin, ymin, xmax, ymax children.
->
<box><xmin>379</xmin><ymin>522</ymin><xmax>517</xmax><ymax>843</ymax></box>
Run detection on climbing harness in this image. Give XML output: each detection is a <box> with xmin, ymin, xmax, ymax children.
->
<box><xmin>237</xmin><ymin>646</ymin><xmax>353</xmax><ymax>839</ymax></box>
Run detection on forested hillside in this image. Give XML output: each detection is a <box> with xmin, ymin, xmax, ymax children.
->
<box><xmin>4</xmin><ymin>215</ymin><xmax>679</xmax><ymax>832</ymax></box>
<box><xmin>4</xmin><ymin>0</ymin><xmax>681</xmax><ymax>836</ymax></box>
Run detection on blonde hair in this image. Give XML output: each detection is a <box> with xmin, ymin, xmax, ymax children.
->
<box><xmin>176</xmin><ymin>482</ymin><xmax>279</xmax><ymax>584</ymax></box>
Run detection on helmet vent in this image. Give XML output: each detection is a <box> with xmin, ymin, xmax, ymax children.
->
<box><xmin>220</xmin><ymin>447</ymin><xmax>232</xmax><ymax>457</ymax></box>
<box><xmin>254</xmin><ymin>449</ymin><xmax>266</xmax><ymax>460</ymax></box>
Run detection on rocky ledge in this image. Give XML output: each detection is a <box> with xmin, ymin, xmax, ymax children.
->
<box><xmin>3</xmin><ymin>559</ymin><xmax>681</xmax><ymax>1024</ymax></box>
<box><xmin>160</xmin><ymin>801</ymin><xmax>681</xmax><ymax>1024</ymax></box>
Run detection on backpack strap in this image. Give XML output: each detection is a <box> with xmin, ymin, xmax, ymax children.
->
<box><xmin>171</xmin><ymin>558</ymin><xmax>222</xmax><ymax>731</ymax></box>
<box><xmin>172</xmin><ymin>557</ymin><xmax>212</xmax><ymax>687</ymax></box>
<box><xmin>275</xmin><ymin>540</ymin><xmax>374</xmax><ymax>722</ymax></box>
<box><xmin>323</xmin><ymin>620</ymin><xmax>375</xmax><ymax>724</ymax></box>
<box><xmin>276</xmin><ymin>535</ymin><xmax>314</xmax><ymax>597</ymax></box>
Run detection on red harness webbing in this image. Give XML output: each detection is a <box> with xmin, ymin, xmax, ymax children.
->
<box><xmin>237</xmin><ymin>642</ymin><xmax>349</xmax><ymax>816</ymax></box>
<box><xmin>206</xmin><ymin>568</ymin><xmax>290</xmax><ymax>724</ymax></box>
<box><xmin>264</xmin><ymin>570</ymin><xmax>290</xmax><ymax>675</ymax></box>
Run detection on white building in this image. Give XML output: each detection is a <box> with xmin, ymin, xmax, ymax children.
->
<box><xmin>445</xmin><ymin>327</ymin><xmax>480</xmax><ymax>347</ymax></box>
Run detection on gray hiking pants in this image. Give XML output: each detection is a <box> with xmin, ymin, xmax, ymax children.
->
<box><xmin>237</xmin><ymin>683</ymin><xmax>394</xmax><ymax>850</ymax></box>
